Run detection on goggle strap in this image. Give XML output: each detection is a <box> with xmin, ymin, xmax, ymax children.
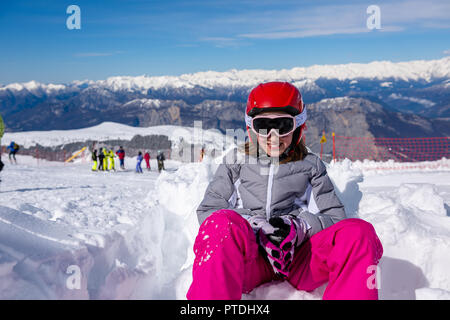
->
<box><xmin>245</xmin><ymin>113</ymin><xmax>253</xmax><ymax>128</ymax></box>
<box><xmin>294</xmin><ymin>107</ymin><xmax>307</xmax><ymax>128</ymax></box>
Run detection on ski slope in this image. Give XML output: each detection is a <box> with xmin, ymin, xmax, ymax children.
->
<box><xmin>0</xmin><ymin>154</ymin><xmax>449</xmax><ymax>300</ymax></box>
<box><xmin>2</xmin><ymin>122</ymin><xmax>230</xmax><ymax>151</ymax></box>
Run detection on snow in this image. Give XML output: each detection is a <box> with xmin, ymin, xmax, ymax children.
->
<box><xmin>0</xmin><ymin>152</ymin><xmax>449</xmax><ymax>300</ymax></box>
<box><xmin>0</xmin><ymin>80</ymin><xmax>66</xmax><ymax>95</ymax></box>
<box><xmin>2</xmin><ymin>122</ymin><xmax>230</xmax><ymax>151</ymax></box>
<box><xmin>389</xmin><ymin>93</ymin><xmax>436</xmax><ymax>108</ymax></box>
<box><xmin>1</xmin><ymin>57</ymin><xmax>449</xmax><ymax>93</ymax></box>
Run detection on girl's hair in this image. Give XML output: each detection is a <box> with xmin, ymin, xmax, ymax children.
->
<box><xmin>243</xmin><ymin>136</ymin><xmax>308</xmax><ymax>163</ymax></box>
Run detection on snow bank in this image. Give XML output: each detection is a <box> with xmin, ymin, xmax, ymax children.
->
<box><xmin>351</xmin><ymin>158</ymin><xmax>450</xmax><ymax>172</ymax></box>
<box><xmin>149</xmin><ymin>156</ymin><xmax>450</xmax><ymax>299</ymax></box>
<box><xmin>329</xmin><ymin>159</ymin><xmax>450</xmax><ymax>299</ymax></box>
<box><xmin>1</xmin><ymin>152</ymin><xmax>449</xmax><ymax>300</ymax></box>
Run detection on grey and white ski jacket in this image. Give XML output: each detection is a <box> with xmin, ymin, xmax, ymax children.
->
<box><xmin>197</xmin><ymin>149</ymin><xmax>346</xmax><ymax>237</ymax></box>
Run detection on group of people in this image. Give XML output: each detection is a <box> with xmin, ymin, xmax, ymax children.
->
<box><xmin>135</xmin><ymin>150</ymin><xmax>166</xmax><ymax>173</ymax></box>
<box><xmin>91</xmin><ymin>146</ymin><xmax>125</xmax><ymax>172</ymax></box>
<box><xmin>91</xmin><ymin>146</ymin><xmax>166</xmax><ymax>174</ymax></box>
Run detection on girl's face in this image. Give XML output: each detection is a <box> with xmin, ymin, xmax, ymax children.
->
<box><xmin>254</xmin><ymin>111</ymin><xmax>294</xmax><ymax>157</ymax></box>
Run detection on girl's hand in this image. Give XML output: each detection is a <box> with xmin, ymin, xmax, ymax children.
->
<box><xmin>257</xmin><ymin>215</ymin><xmax>308</xmax><ymax>278</ymax></box>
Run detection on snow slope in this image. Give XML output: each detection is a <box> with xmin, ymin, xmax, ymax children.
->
<box><xmin>0</xmin><ymin>154</ymin><xmax>449</xmax><ymax>299</ymax></box>
<box><xmin>2</xmin><ymin>122</ymin><xmax>232</xmax><ymax>151</ymax></box>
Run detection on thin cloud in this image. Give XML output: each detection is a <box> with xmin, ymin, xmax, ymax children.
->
<box><xmin>223</xmin><ymin>0</ymin><xmax>450</xmax><ymax>40</ymax></box>
<box><xmin>198</xmin><ymin>36</ymin><xmax>242</xmax><ymax>48</ymax></box>
<box><xmin>74</xmin><ymin>51</ymin><xmax>124</xmax><ymax>57</ymax></box>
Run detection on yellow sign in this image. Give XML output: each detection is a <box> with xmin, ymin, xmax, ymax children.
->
<box><xmin>65</xmin><ymin>147</ymin><xmax>87</xmax><ymax>162</ymax></box>
<box><xmin>320</xmin><ymin>133</ymin><xmax>327</xmax><ymax>144</ymax></box>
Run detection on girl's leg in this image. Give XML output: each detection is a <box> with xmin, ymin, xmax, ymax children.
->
<box><xmin>187</xmin><ymin>210</ymin><xmax>274</xmax><ymax>300</ymax></box>
<box><xmin>288</xmin><ymin>218</ymin><xmax>383</xmax><ymax>300</ymax></box>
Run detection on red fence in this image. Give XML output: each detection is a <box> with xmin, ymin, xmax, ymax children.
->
<box><xmin>333</xmin><ymin>135</ymin><xmax>450</xmax><ymax>163</ymax></box>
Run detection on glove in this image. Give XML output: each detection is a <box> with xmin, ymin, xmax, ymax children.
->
<box><xmin>255</xmin><ymin>215</ymin><xmax>308</xmax><ymax>278</ymax></box>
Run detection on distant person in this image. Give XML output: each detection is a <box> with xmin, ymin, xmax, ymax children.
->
<box><xmin>108</xmin><ymin>149</ymin><xmax>116</xmax><ymax>171</ymax></box>
<box><xmin>102</xmin><ymin>148</ymin><xmax>108</xmax><ymax>171</ymax></box>
<box><xmin>144</xmin><ymin>151</ymin><xmax>151</xmax><ymax>171</ymax></box>
<box><xmin>7</xmin><ymin>141</ymin><xmax>19</xmax><ymax>164</ymax></box>
<box><xmin>0</xmin><ymin>155</ymin><xmax>4</xmax><ymax>182</ymax></box>
<box><xmin>200</xmin><ymin>147</ymin><xmax>205</xmax><ymax>162</ymax></box>
<box><xmin>116</xmin><ymin>146</ymin><xmax>125</xmax><ymax>170</ymax></box>
<box><xmin>136</xmin><ymin>151</ymin><xmax>143</xmax><ymax>173</ymax></box>
<box><xmin>92</xmin><ymin>149</ymin><xmax>98</xmax><ymax>171</ymax></box>
<box><xmin>98</xmin><ymin>148</ymin><xmax>105</xmax><ymax>171</ymax></box>
<box><xmin>157</xmin><ymin>150</ymin><xmax>165</xmax><ymax>173</ymax></box>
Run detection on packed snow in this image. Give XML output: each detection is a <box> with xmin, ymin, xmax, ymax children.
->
<box><xmin>0</xmin><ymin>152</ymin><xmax>449</xmax><ymax>300</ymax></box>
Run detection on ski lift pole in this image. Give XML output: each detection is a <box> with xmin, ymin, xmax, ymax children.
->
<box><xmin>319</xmin><ymin>131</ymin><xmax>327</xmax><ymax>160</ymax></box>
<box><xmin>332</xmin><ymin>132</ymin><xmax>336</xmax><ymax>163</ymax></box>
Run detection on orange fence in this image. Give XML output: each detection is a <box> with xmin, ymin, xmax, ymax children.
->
<box><xmin>333</xmin><ymin>134</ymin><xmax>450</xmax><ymax>163</ymax></box>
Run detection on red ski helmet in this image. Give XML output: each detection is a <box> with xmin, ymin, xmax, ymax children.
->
<box><xmin>245</xmin><ymin>82</ymin><xmax>306</xmax><ymax>146</ymax></box>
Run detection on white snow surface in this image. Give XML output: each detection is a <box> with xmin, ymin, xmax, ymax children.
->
<box><xmin>0</xmin><ymin>153</ymin><xmax>449</xmax><ymax>300</ymax></box>
<box><xmin>2</xmin><ymin>122</ymin><xmax>230</xmax><ymax>151</ymax></box>
<box><xmin>1</xmin><ymin>57</ymin><xmax>449</xmax><ymax>93</ymax></box>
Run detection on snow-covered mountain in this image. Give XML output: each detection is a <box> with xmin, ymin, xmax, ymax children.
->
<box><xmin>1</xmin><ymin>57</ymin><xmax>449</xmax><ymax>133</ymax></box>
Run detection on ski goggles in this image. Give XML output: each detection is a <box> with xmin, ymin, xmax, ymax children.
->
<box><xmin>245</xmin><ymin>107</ymin><xmax>307</xmax><ymax>138</ymax></box>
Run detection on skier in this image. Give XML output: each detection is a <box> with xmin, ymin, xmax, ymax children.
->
<box><xmin>157</xmin><ymin>151</ymin><xmax>165</xmax><ymax>173</ymax></box>
<box><xmin>92</xmin><ymin>149</ymin><xmax>98</xmax><ymax>171</ymax></box>
<box><xmin>144</xmin><ymin>151</ymin><xmax>151</xmax><ymax>171</ymax></box>
<box><xmin>6</xmin><ymin>141</ymin><xmax>19</xmax><ymax>164</ymax></box>
<box><xmin>102</xmin><ymin>148</ymin><xmax>108</xmax><ymax>171</ymax></box>
<box><xmin>98</xmin><ymin>148</ymin><xmax>105</xmax><ymax>171</ymax></box>
<box><xmin>187</xmin><ymin>82</ymin><xmax>383</xmax><ymax>300</ymax></box>
<box><xmin>108</xmin><ymin>149</ymin><xmax>116</xmax><ymax>171</ymax></box>
<box><xmin>136</xmin><ymin>151</ymin><xmax>143</xmax><ymax>173</ymax></box>
<box><xmin>116</xmin><ymin>146</ymin><xmax>125</xmax><ymax>170</ymax></box>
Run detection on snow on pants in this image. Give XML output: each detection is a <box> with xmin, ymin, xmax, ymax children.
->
<box><xmin>186</xmin><ymin>209</ymin><xmax>383</xmax><ymax>300</ymax></box>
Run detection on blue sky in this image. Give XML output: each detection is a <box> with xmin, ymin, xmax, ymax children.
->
<box><xmin>1</xmin><ymin>0</ymin><xmax>449</xmax><ymax>84</ymax></box>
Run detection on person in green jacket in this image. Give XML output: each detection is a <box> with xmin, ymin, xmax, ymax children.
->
<box><xmin>102</xmin><ymin>148</ymin><xmax>108</xmax><ymax>171</ymax></box>
<box><xmin>108</xmin><ymin>149</ymin><xmax>116</xmax><ymax>171</ymax></box>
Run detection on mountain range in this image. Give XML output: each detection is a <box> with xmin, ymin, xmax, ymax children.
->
<box><xmin>1</xmin><ymin>57</ymin><xmax>449</xmax><ymax>148</ymax></box>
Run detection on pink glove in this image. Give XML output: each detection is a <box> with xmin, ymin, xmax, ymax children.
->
<box><xmin>257</xmin><ymin>215</ymin><xmax>307</xmax><ymax>278</ymax></box>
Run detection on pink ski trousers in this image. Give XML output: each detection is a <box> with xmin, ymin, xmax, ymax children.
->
<box><xmin>186</xmin><ymin>209</ymin><xmax>383</xmax><ymax>300</ymax></box>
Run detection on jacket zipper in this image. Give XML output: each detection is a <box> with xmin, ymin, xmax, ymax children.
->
<box><xmin>265</xmin><ymin>162</ymin><xmax>274</xmax><ymax>221</ymax></box>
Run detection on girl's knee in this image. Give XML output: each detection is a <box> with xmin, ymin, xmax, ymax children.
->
<box><xmin>336</xmin><ymin>218</ymin><xmax>377</xmax><ymax>238</ymax></box>
<box><xmin>202</xmin><ymin>209</ymin><xmax>249</xmax><ymax>230</ymax></box>
<box><xmin>336</xmin><ymin>218</ymin><xmax>383</xmax><ymax>260</ymax></box>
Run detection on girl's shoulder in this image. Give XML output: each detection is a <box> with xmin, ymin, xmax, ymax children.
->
<box><xmin>284</xmin><ymin>152</ymin><xmax>326</xmax><ymax>176</ymax></box>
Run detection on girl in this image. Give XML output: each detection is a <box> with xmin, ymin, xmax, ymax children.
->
<box><xmin>187</xmin><ymin>82</ymin><xmax>383</xmax><ymax>300</ymax></box>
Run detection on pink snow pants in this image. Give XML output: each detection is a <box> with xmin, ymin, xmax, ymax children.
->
<box><xmin>186</xmin><ymin>209</ymin><xmax>383</xmax><ymax>300</ymax></box>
